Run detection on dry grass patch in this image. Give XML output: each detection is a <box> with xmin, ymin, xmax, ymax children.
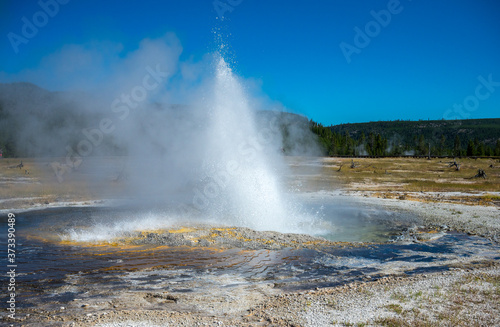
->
<box><xmin>326</xmin><ymin>157</ymin><xmax>500</xmax><ymax>193</ymax></box>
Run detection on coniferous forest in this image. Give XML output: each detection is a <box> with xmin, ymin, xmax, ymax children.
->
<box><xmin>310</xmin><ymin>119</ymin><xmax>500</xmax><ymax>157</ymax></box>
<box><xmin>0</xmin><ymin>83</ymin><xmax>499</xmax><ymax>158</ymax></box>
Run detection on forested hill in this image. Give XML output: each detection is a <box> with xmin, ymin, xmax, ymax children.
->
<box><xmin>1</xmin><ymin>82</ymin><xmax>499</xmax><ymax>158</ymax></box>
<box><xmin>311</xmin><ymin>119</ymin><xmax>500</xmax><ymax>157</ymax></box>
<box><xmin>0</xmin><ymin>82</ymin><xmax>319</xmax><ymax>158</ymax></box>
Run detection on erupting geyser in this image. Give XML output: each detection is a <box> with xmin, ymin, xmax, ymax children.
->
<box><xmin>64</xmin><ymin>50</ymin><xmax>322</xmax><ymax>243</ymax></box>
<box><xmin>196</xmin><ymin>55</ymin><xmax>293</xmax><ymax>231</ymax></box>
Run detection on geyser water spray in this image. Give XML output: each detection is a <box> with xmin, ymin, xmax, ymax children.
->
<box><xmin>64</xmin><ymin>51</ymin><xmax>323</xmax><ymax>243</ymax></box>
<box><xmin>197</xmin><ymin>56</ymin><xmax>287</xmax><ymax>230</ymax></box>
<box><xmin>189</xmin><ymin>54</ymin><xmax>318</xmax><ymax>233</ymax></box>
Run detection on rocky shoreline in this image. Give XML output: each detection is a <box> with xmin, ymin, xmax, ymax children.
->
<box><xmin>347</xmin><ymin>191</ymin><xmax>500</xmax><ymax>242</ymax></box>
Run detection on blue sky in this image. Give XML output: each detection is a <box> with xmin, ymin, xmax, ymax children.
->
<box><xmin>1</xmin><ymin>0</ymin><xmax>500</xmax><ymax>125</ymax></box>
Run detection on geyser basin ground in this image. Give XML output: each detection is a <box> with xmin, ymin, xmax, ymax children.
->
<box><xmin>1</xmin><ymin>157</ymin><xmax>500</xmax><ymax>326</ymax></box>
<box><xmin>2</xmin><ymin>202</ymin><xmax>499</xmax><ymax>326</ymax></box>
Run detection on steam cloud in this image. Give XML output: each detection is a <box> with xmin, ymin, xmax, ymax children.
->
<box><xmin>0</xmin><ymin>32</ymin><xmax>322</xmax><ymax>233</ymax></box>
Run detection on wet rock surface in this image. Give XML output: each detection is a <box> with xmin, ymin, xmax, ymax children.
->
<box><xmin>3</xmin><ymin>222</ymin><xmax>499</xmax><ymax>326</ymax></box>
<box><xmin>128</xmin><ymin>227</ymin><xmax>335</xmax><ymax>250</ymax></box>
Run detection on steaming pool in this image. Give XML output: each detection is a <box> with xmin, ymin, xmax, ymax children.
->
<box><xmin>2</xmin><ymin>192</ymin><xmax>499</xmax><ymax>312</ymax></box>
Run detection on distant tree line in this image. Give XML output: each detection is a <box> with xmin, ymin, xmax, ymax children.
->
<box><xmin>1</xmin><ymin>85</ymin><xmax>499</xmax><ymax>160</ymax></box>
<box><xmin>310</xmin><ymin>119</ymin><xmax>500</xmax><ymax>157</ymax></box>
<box><xmin>0</xmin><ymin>101</ymin><xmax>16</xmax><ymax>157</ymax></box>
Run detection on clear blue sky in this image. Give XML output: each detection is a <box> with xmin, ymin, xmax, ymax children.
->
<box><xmin>1</xmin><ymin>0</ymin><xmax>499</xmax><ymax>125</ymax></box>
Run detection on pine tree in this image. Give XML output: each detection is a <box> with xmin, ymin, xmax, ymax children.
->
<box><xmin>366</xmin><ymin>132</ymin><xmax>375</xmax><ymax>156</ymax></box>
<box><xmin>454</xmin><ymin>135</ymin><xmax>461</xmax><ymax>157</ymax></box>
<box><xmin>466</xmin><ymin>140</ymin><xmax>475</xmax><ymax>156</ymax></box>
<box><xmin>439</xmin><ymin>135</ymin><xmax>446</xmax><ymax>156</ymax></box>
<box><xmin>344</xmin><ymin>131</ymin><xmax>354</xmax><ymax>156</ymax></box>
<box><xmin>418</xmin><ymin>135</ymin><xmax>426</xmax><ymax>156</ymax></box>
<box><xmin>477</xmin><ymin>143</ymin><xmax>485</xmax><ymax>156</ymax></box>
<box><xmin>359</xmin><ymin>132</ymin><xmax>366</xmax><ymax>147</ymax></box>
